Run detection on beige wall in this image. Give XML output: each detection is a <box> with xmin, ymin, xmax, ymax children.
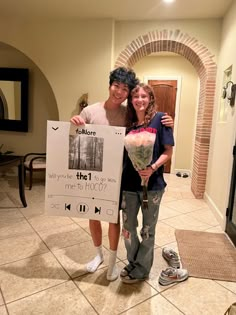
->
<box><xmin>114</xmin><ymin>19</ymin><xmax>222</xmax><ymax>65</ymax></box>
<box><xmin>133</xmin><ymin>55</ymin><xmax>198</xmax><ymax>173</ymax></box>
<box><xmin>0</xmin><ymin>44</ymin><xmax>59</xmax><ymax>155</ymax></box>
<box><xmin>205</xmin><ymin>1</ymin><xmax>236</xmax><ymax>228</ymax></box>
<box><xmin>0</xmin><ymin>18</ymin><xmax>221</xmax><ymax>156</ymax></box>
<box><xmin>0</xmin><ymin>18</ymin><xmax>114</xmax><ymax>123</ymax></box>
<box><xmin>0</xmin><ymin>18</ymin><xmax>114</xmax><ymax>155</ymax></box>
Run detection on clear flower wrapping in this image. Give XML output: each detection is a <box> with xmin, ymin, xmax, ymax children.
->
<box><xmin>124</xmin><ymin>127</ymin><xmax>157</xmax><ymax>209</ymax></box>
<box><xmin>124</xmin><ymin>127</ymin><xmax>156</xmax><ymax>178</ymax></box>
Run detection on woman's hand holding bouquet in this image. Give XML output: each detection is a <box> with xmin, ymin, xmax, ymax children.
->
<box><xmin>138</xmin><ymin>167</ymin><xmax>154</xmax><ymax>184</ymax></box>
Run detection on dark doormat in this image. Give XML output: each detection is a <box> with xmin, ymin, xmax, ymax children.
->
<box><xmin>175</xmin><ymin>229</ymin><xmax>236</xmax><ymax>282</ymax></box>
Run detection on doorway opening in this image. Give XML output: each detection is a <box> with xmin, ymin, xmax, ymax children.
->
<box><xmin>115</xmin><ymin>29</ymin><xmax>217</xmax><ymax>198</ymax></box>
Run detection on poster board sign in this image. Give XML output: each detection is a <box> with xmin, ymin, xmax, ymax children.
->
<box><xmin>45</xmin><ymin>121</ymin><xmax>125</xmax><ymax>223</ymax></box>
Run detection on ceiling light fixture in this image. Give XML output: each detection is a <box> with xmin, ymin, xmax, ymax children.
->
<box><xmin>163</xmin><ymin>0</ymin><xmax>175</xmax><ymax>3</ymax></box>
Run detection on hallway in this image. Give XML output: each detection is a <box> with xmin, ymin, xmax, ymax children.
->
<box><xmin>0</xmin><ymin>174</ymin><xmax>236</xmax><ymax>314</ymax></box>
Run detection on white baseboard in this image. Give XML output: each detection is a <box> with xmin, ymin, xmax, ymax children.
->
<box><xmin>204</xmin><ymin>191</ymin><xmax>226</xmax><ymax>230</ymax></box>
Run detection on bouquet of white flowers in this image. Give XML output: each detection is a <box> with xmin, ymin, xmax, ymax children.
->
<box><xmin>124</xmin><ymin>127</ymin><xmax>157</xmax><ymax>209</ymax></box>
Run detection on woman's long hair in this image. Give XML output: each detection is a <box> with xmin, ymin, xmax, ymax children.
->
<box><xmin>125</xmin><ymin>83</ymin><xmax>157</xmax><ymax>128</ymax></box>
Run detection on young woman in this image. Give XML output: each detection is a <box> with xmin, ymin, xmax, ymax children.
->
<box><xmin>120</xmin><ymin>83</ymin><xmax>174</xmax><ymax>284</ymax></box>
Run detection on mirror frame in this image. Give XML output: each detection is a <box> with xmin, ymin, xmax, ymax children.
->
<box><xmin>0</xmin><ymin>68</ymin><xmax>29</xmax><ymax>132</ymax></box>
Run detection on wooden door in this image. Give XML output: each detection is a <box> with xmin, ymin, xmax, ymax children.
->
<box><xmin>148</xmin><ymin>80</ymin><xmax>177</xmax><ymax>173</ymax></box>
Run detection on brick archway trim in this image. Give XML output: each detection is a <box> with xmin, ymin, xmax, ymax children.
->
<box><xmin>115</xmin><ymin>29</ymin><xmax>217</xmax><ymax>198</ymax></box>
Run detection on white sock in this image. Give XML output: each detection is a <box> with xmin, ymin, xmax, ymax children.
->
<box><xmin>107</xmin><ymin>250</ymin><xmax>118</xmax><ymax>281</ymax></box>
<box><xmin>86</xmin><ymin>245</ymin><xmax>104</xmax><ymax>273</ymax></box>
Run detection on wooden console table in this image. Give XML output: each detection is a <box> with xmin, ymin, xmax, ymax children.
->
<box><xmin>0</xmin><ymin>155</ymin><xmax>27</xmax><ymax>207</ymax></box>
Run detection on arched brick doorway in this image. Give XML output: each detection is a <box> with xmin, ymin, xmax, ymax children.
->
<box><xmin>115</xmin><ymin>29</ymin><xmax>217</xmax><ymax>199</ymax></box>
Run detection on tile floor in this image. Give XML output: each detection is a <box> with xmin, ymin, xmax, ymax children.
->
<box><xmin>0</xmin><ymin>174</ymin><xmax>236</xmax><ymax>314</ymax></box>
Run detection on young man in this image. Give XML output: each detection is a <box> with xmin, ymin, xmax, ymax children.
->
<box><xmin>70</xmin><ymin>67</ymin><xmax>173</xmax><ymax>281</ymax></box>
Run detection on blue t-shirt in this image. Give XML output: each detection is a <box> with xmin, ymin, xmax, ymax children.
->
<box><xmin>121</xmin><ymin>112</ymin><xmax>174</xmax><ymax>192</ymax></box>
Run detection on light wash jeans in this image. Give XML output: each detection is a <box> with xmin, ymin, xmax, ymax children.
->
<box><xmin>121</xmin><ymin>189</ymin><xmax>164</xmax><ymax>279</ymax></box>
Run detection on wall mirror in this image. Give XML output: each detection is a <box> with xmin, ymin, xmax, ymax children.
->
<box><xmin>0</xmin><ymin>68</ymin><xmax>29</xmax><ymax>132</ymax></box>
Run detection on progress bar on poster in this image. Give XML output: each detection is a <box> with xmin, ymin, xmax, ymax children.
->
<box><xmin>47</xmin><ymin>194</ymin><xmax>117</xmax><ymax>205</ymax></box>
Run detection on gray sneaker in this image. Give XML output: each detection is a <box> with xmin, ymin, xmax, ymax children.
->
<box><xmin>159</xmin><ymin>267</ymin><xmax>189</xmax><ymax>286</ymax></box>
<box><xmin>162</xmin><ymin>247</ymin><xmax>181</xmax><ymax>268</ymax></box>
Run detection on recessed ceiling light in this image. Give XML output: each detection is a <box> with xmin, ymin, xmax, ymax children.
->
<box><xmin>163</xmin><ymin>0</ymin><xmax>175</xmax><ymax>3</ymax></box>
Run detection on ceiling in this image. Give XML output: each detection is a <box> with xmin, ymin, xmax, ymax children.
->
<box><xmin>0</xmin><ymin>0</ymin><xmax>233</xmax><ymax>21</ymax></box>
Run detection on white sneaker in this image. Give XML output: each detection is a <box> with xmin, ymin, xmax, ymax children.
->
<box><xmin>159</xmin><ymin>267</ymin><xmax>188</xmax><ymax>286</ymax></box>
